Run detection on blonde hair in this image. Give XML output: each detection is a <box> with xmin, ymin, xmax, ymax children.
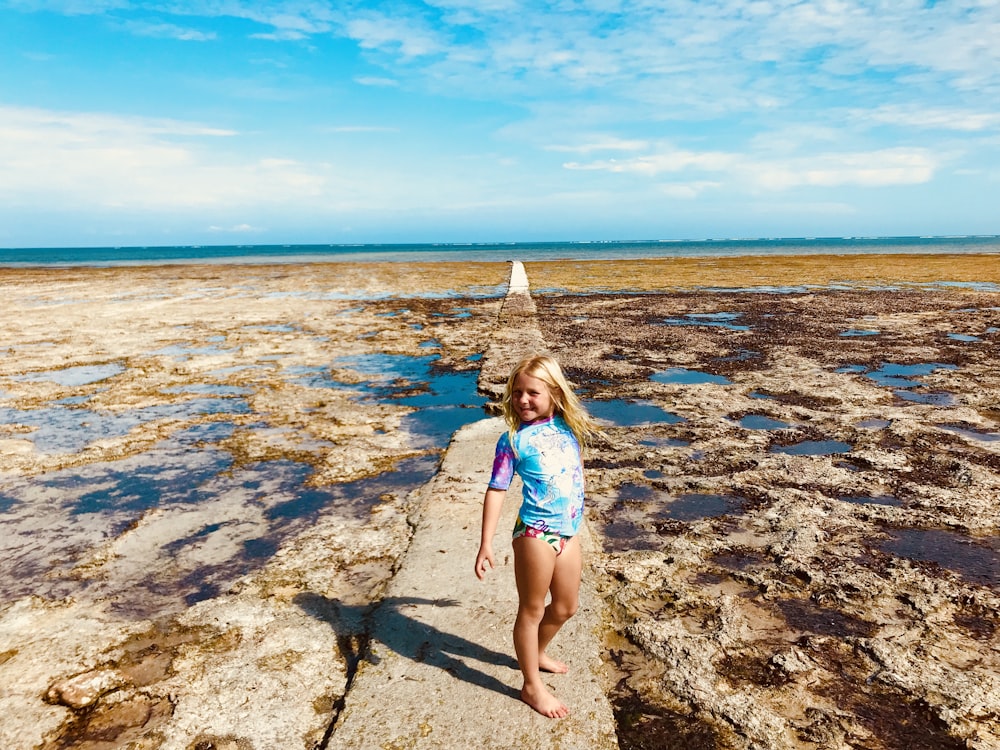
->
<box><xmin>501</xmin><ymin>354</ymin><xmax>601</xmax><ymax>453</ymax></box>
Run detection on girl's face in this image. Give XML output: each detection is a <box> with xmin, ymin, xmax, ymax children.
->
<box><xmin>511</xmin><ymin>371</ymin><xmax>556</xmax><ymax>424</ymax></box>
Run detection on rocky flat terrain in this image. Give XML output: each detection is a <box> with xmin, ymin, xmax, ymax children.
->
<box><xmin>1</xmin><ymin>256</ymin><xmax>997</xmax><ymax>749</ymax></box>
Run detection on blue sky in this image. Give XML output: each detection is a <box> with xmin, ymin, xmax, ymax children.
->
<box><xmin>1</xmin><ymin>0</ymin><xmax>999</xmax><ymax>247</ymax></box>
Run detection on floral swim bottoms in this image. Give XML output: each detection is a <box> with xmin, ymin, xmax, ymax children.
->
<box><xmin>512</xmin><ymin>516</ymin><xmax>571</xmax><ymax>556</ymax></box>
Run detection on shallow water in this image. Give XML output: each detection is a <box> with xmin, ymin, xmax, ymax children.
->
<box><xmin>770</xmin><ymin>439</ymin><xmax>852</xmax><ymax>456</ymax></box>
<box><xmin>937</xmin><ymin>423</ymin><xmax>1000</xmax><ymax>442</ymax></box>
<box><xmin>737</xmin><ymin>414</ymin><xmax>791</xmax><ymax>430</ymax></box>
<box><xmin>661</xmin><ymin>311</ymin><xmax>750</xmax><ymax>331</ymax></box>
<box><xmin>840</xmin><ymin>329</ymin><xmax>880</xmax><ymax>337</ymax></box>
<box><xmin>335</xmin><ymin>353</ymin><xmax>488</xmax><ymax>448</ymax></box>
<box><xmin>880</xmin><ymin>528</ymin><xmax>1000</xmax><ymax>589</ymax></box>
<box><xmin>0</xmin><ymin>398</ymin><xmax>252</xmax><ymax>454</ymax></box>
<box><xmin>840</xmin><ymin>362</ymin><xmax>959</xmax><ymax>388</ymax></box>
<box><xmin>856</xmin><ymin>418</ymin><xmax>892</xmax><ymax>429</ymax></box>
<box><xmin>896</xmin><ymin>390</ymin><xmax>955</xmax><ymax>406</ymax></box>
<box><xmin>837</xmin><ymin>361</ymin><xmax>960</xmax><ymax>406</ymax></box>
<box><xmin>0</xmin><ymin>329</ymin><xmax>490</xmax><ymax>617</ymax></box>
<box><xmin>651</xmin><ymin>368</ymin><xmax>733</xmax><ymax>386</ymax></box>
<box><xmin>589</xmin><ymin>399</ymin><xmax>685</xmax><ymax>426</ymax></box>
<box><xmin>13</xmin><ymin>363</ymin><xmax>126</xmax><ymax>386</ymax></box>
<box><xmin>659</xmin><ymin>493</ymin><xmax>742</xmax><ymax>521</ymax></box>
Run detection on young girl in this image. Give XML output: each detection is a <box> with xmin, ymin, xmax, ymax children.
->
<box><xmin>474</xmin><ymin>354</ymin><xmax>601</xmax><ymax>718</ymax></box>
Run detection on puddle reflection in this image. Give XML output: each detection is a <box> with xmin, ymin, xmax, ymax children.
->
<box><xmin>770</xmin><ymin>440</ymin><xmax>852</xmax><ymax>456</ymax></box>
<box><xmin>613</xmin><ymin>484</ymin><xmax>743</xmax><ymax>523</ymax></box>
<box><xmin>716</xmin><ymin>349</ymin><xmax>761</xmax><ymax>362</ymax></box>
<box><xmin>738</xmin><ymin>414</ymin><xmax>790</xmax><ymax>430</ymax></box>
<box><xmin>333</xmin><ymin>353</ymin><xmax>487</xmax><ymax>446</ymax></box>
<box><xmin>937</xmin><ymin>423</ymin><xmax>1000</xmax><ymax>442</ymax></box>
<box><xmin>13</xmin><ymin>363</ymin><xmax>126</xmax><ymax>386</ymax></box>
<box><xmin>0</xmin><ymin>345</ymin><xmax>488</xmax><ymax>615</ymax></box>
<box><xmin>652</xmin><ymin>368</ymin><xmax>732</xmax><ymax>386</ymax></box>
<box><xmin>856</xmin><ymin>418</ymin><xmax>892</xmax><ymax>429</ymax></box>
<box><xmin>896</xmin><ymin>391</ymin><xmax>955</xmax><ymax>406</ymax></box>
<box><xmin>836</xmin><ymin>361</ymin><xmax>958</xmax><ymax>406</ymax></box>
<box><xmin>0</xmin><ymin>398</ymin><xmax>251</xmax><ymax>454</ymax></box>
<box><xmin>588</xmin><ymin>399</ymin><xmax>685</xmax><ymax>426</ymax></box>
<box><xmin>661</xmin><ymin>312</ymin><xmax>750</xmax><ymax>331</ymax></box>
<box><xmin>660</xmin><ymin>493</ymin><xmax>742</xmax><ymax>521</ymax></box>
<box><xmin>839</xmin><ymin>329</ymin><xmax>880</xmax><ymax>337</ymax></box>
<box><xmin>880</xmin><ymin>528</ymin><xmax>999</xmax><ymax>589</ymax></box>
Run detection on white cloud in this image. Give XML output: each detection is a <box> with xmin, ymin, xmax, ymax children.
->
<box><xmin>658</xmin><ymin>181</ymin><xmax>721</xmax><ymax>199</ymax></box>
<box><xmin>862</xmin><ymin>105</ymin><xmax>1000</xmax><ymax>132</ymax></box>
<box><xmin>564</xmin><ymin>143</ymin><xmax>938</xmax><ymax>190</ymax></box>
<box><xmin>3</xmin><ymin>1</ymin><xmax>995</xmax><ymax>242</ymax></box>
<box><xmin>325</xmin><ymin>125</ymin><xmax>400</xmax><ymax>133</ymax></box>
<box><xmin>23</xmin><ymin>2</ymin><xmax>1000</xmax><ymax>116</ymax></box>
<box><xmin>545</xmin><ymin>136</ymin><xmax>649</xmax><ymax>154</ymax></box>
<box><xmin>250</xmin><ymin>29</ymin><xmax>308</xmax><ymax>41</ymax></box>
<box><xmin>4</xmin><ymin>0</ymin><xmax>128</xmax><ymax>14</ymax></box>
<box><xmin>208</xmin><ymin>223</ymin><xmax>263</xmax><ymax>233</ymax></box>
<box><xmin>753</xmin><ymin>148</ymin><xmax>938</xmax><ymax>189</ymax></box>
<box><xmin>0</xmin><ymin>106</ymin><xmax>326</xmax><ymax>210</ymax></box>
<box><xmin>344</xmin><ymin>13</ymin><xmax>444</xmax><ymax>59</ymax></box>
<box><xmin>354</xmin><ymin>75</ymin><xmax>399</xmax><ymax>87</ymax></box>
<box><xmin>118</xmin><ymin>20</ymin><xmax>216</xmax><ymax>41</ymax></box>
<box><xmin>564</xmin><ymin>149</ymin><xmax>738</xmax><ymax>175</ymax></box>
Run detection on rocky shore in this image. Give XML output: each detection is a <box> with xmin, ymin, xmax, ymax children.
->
<box><xmin>534</xmin><ymin>281</ymin><xmax>1000</xmax><ymax>750</ymax></box>
<box><xmin>1</xmin><ymin>256</ymin><xmax>998</xmax><ymax>749</ymax></box>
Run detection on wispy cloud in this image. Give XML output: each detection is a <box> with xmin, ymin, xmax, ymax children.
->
<box><xmin>4</xmin><ymin>0</ymin><xmax>129</xmax><ymax>14</ymax></box>
<box><xmin>344</xmin><ymin>12</ymin><xmax>445</xmax><ymax>59</ymax></box>
<box><xmin>862</xmin><ymin>105</ymin><xmax>1000</xmax><ymax>132</ymax></box>
<box><xmin>354</xmin><ymin>75</ymin><xmax>399</xmax><ymax>87</ymax></box>
<box><xmin>117</xmin><ymin>19</ymin><xmax>216</xmax><ymax>42</ymax></box>
<box><xmin>564</xmin><ymin>149</ymin><xmax>738</xmax><ymax>176</ymax></box>
<box><xmin>545</xmin><ymin>137</ymin><xmax>649</xmax><ymax>154</ymax></box>
<box><xmin>325</xmin><ymin>125</ymin><xmax>400</xmax><ymax>133</ymax></box>
<box><xmin>208</xmin><ymin>223</ymin><xmax>263</xmax><ymax>233</ymax></box>
<box><xmin>0</xmin><ymin>106</ymin><xmax>324</xmax><ymax>209</ymax></box>
<box><xmin>2</xmin><ymin>1</ymin><xmax>997</xmax><ymax>242</ymax></box>
<box><xmin>566</xmin><ymin>145</ymin><xmax>938</xmax><ymax>190</ymax></box>
<box><xmin>658</xmin><ymin>181</ymin><xmax>721</xmax><ymax>200</ymax></box>
<box><xmin>753</xmin><ymin>149</ymin><xmax>938</xmax><ymax>190</ymax></box>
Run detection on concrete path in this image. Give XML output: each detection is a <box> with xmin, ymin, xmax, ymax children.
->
<box><xmin>329</xmin><ymin>263</ymin><xmax>619</xmax><ymax>749</ymax></box>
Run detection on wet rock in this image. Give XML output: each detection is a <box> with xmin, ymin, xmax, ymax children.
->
<box><xmin>45</xmin><ymin>667</ymin><xmax>129</xmax><ymax>709</ymax></box>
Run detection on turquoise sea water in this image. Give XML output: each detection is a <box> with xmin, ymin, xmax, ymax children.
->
<box><xmin>2</xmin><ymin>235</ymin><xmax>999</xmax><ymax>267</ymax></box>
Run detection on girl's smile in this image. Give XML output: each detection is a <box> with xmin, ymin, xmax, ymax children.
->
<box><xmin>512</xmin><ymin>372</ymin><xmax>556</xmax><ymax>424</ymax></box>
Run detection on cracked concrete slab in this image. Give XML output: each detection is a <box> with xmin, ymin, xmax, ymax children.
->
<box><xmin>328</xmin><ymin>416</ymin><xmax>619</xmax><ymax>749</ymax></box>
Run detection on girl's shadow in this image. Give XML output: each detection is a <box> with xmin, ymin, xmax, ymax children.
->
<box><xmin>295</xmin><ymin>592</ymin><xmax>519</xmax><ymax>699</ymax></box>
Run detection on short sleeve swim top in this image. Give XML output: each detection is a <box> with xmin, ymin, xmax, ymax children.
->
<box><xmin>488</xmin><ymin>415</ymin><xmax>585</xmax><ymax>537</ymax></box>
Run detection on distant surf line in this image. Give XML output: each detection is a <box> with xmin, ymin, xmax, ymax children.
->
<box><xmin>1</xmin><ymin>235</ymin><xmax>999</xmax><ymax>268</ymax></box>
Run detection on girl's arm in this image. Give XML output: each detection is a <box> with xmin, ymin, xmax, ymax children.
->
<box><xmin>474</xmin><ymin>487</ymin><xmax>506</xmax><ymax>579</ymax></box>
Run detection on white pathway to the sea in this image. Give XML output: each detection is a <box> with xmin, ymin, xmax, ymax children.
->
<box><xmin>508</xmin><ymin>260</ymin><xmax>529</xmax><ymax>293</ymax></box>
<box><xmin>329</xmin><ymin>262</ymin><xmax>618</xmax><ymax>749</ymax></box>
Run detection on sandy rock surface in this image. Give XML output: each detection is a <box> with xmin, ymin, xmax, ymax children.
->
<box><xmin>0</xmin><ymin>262</ymin><xmax>505</xmax><ymax>748</ymax></box>
<box><xmin>530</xmin><ymin>277</ymin><xmax>1000</xmax><ymax>750</ymax></box>
<box><xmin>1</xmin><ymin>255</ymin><xmax>998</xmax><ymax>749</ymax></box>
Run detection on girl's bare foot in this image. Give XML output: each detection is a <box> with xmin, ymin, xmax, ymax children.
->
<box><xmin>538</xmin><ymin>652</ymin><xmax>569</xmax><ymax>674</ymax></box>
<box><xmin>521</xmin><ymin>682</ymin><xmax>569</xmax><ymax>718</ymax></box>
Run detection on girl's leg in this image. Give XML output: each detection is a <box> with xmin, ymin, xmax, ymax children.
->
<box><xmin>537</xmin><ymin>535</ymin><xmax>581</xmax><ymax>674</ymax></box>
<box><xmin>512</xmin><ymin>536</ymin><xmax>568</xmax><ymax>718</ymax></box>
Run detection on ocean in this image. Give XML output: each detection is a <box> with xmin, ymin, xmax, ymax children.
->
<box><xmin>2</xmin><ymin>235</ymin><xmax>999</xmax><ymax>266</ymax></box>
